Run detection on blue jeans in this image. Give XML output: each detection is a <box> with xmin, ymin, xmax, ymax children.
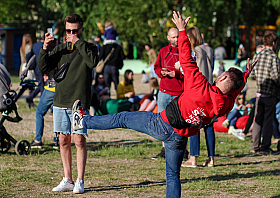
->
<box><xmin>273</xmin><ymin>118</ymin><xmax>280</xmax><ymax>139</ymax></box>
<box><xmin>158</xmin><ymin>91</ymin><xmax>177</xmax><ymax>113</ymax></box>
<box><xmin>82</xmin><ymin>111</ymin><xmax>187</xmax><ymax>198</ymax></box>
<box><xmin>150</xmin><ymin>63</ymin><xmax>158</xmax><ymax>78</ymax></box>
<box><xmin>227</xmin><ymin>109</ymin><xmax>242</xmax><ymax>127</ymax></box>
<box><xmin>189</xmin><ymin>126</ymin><xmax>215</xmax><ymax>157</ymax></box>
<box><xmin>35</xmin><ymin>89</ymin><xmax>55</xmax><ymax>142</ymax></box>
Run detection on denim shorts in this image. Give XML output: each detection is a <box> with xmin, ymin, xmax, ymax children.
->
<box><xmin>53</xmin><ymin>106</ymin><xmax>88</xmax><ymax>138</ymax></box>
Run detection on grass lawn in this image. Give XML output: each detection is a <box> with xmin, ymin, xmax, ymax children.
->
<box><xmin>0</xmin><ymin>71</ymin><xmax>279</xmax><ymax>197</ymax></box>
<box><xmin>0</xmin><ymin>127</ymin><xmax>279</xmax><ymax>198</ymax></box>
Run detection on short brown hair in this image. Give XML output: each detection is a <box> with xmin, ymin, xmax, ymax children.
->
<box><xmin>226</xmin><ymin>68</ymin><xmax>244</xmax><ymax>93</ymax></box>
<box><xmin>263</xmin><ymin>31</ymin><xmax>278</xmax><ymax>46</ymax></box>
<box><xmin>64</xmin><ymin>14</ymin><xmax>83</xmax><ymax>27</ymax></box>
<box><xmin>149</xmin><ymin>77</ymin><xmax>159</xmax><ymax>89</ymax></box>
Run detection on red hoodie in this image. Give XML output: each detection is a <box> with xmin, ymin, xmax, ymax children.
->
<box><xmin>154</xmin><ymin>43</ymin><xmax>184</xmax><ymax>96</ymax></box>
<box><xmin>160</xmin><ymin>30</ymin><xmax>249</xmax><ymax>137</ymax></box>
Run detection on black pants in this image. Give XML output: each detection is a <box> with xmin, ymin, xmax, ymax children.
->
<box><xmin>251</xmin><ymin>97</ymin><xmax>276</xmax><ymax>151</ymax></box>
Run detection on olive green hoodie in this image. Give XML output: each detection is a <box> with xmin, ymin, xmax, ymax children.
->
<box><xmin>38</xmin><ymin>40</ymin><xmax>99</xmax><ymax>109</ymax></box>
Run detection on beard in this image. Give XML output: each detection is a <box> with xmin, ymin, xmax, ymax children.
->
<box><xmin>171</xmin><ymin>41</ymin><xmax>178</xmax><ymax>47</ymax></box>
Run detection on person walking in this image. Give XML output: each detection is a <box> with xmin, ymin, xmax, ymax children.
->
<box><xmin>214</xmin><ymin>42</ymin><xmax>227</xmax><ymax>61</ymax></box>
<box><xmin>152</xmin><ymin>27</ymin><xmax>184</xmax><ymax>159</ymax></box>
<box><xmin>99</xmin><ymin>22</ymin><xmax>125</xmax><ymax>90</ymax></box>
<box><xmin>180</xmin><ymin>26</ymin><xmax>215</xmax><ymax>167</ymax></box>
<box><xmin>38</xmin><ymin>14</ymin><xmax>99</xmax><ymax>194</ymax></box>
<box><xmin>251</xmin><ymin>30</ymin><xmax>280</xmax><ymax>155</ymax></box>
<box><xmin>145</xmin><ymin>44</ymin><xmax>158</xmax><ymax>78</ymax></box>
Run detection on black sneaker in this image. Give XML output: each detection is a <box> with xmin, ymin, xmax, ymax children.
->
<box><xmin>152</xmin><ymin>147</ymin><xmax>165</xmax><ymax>160</ymax></box>
<box><xmin>277</xmin><ymin>141</ymin><xmax>280</xmax><ymax>152</ymax></box>
<box><xmin>259</xmin><ymin>148</ymin><xmax>279</xmax><ymax>155</ymax></box>
<box><xmin>30</xmin><ymin>141</ymin><xmax>42</xmax><ymax>149</ymax></box>
<box><xmin>51</xmin><ymin>142</ymin><xmax>59</xmax><ymax>150</ymax></box>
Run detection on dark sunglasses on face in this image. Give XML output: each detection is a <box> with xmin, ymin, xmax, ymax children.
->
<box><xmin>65</xmin><ymin>27</ymin><xmax>81</xmax><ymax>34</ymax></box>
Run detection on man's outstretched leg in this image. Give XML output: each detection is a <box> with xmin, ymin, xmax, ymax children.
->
<box><xmin>72</xmin><ymin>100</ymin><xmax>173</xmax><ymax>141</ymax></box>
<box><xmin>72</xmin><ymin>100</ymin><xmax>188</xmax><ymax>197</ymax></box>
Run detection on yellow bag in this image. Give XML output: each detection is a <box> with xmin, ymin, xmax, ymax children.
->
<box><xmin>96</xmin><ymin>60</ymin><xmax>105</xmax><ymax>73</ymax></box>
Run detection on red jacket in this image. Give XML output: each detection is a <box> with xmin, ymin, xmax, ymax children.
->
<box><xmin>154</xmin><ymin>43</ymin><xmax>184</xmax><ymax>96</ymax></box>
<box><xmin>160</xmin><ymin>30</ymin><xmax>249</xmax><ymax>137</ymax></box>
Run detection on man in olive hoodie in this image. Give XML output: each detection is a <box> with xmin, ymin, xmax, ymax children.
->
<box><xmin>38</xmin><ymin>14</ymin><xmax>98</xmax><ymax>194</ymax></box>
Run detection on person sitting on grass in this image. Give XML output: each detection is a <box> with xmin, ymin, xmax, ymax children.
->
<box><xmin>71</xmin><ymin>11</ymin><xmax>257</xmax><ymax>198</ymax></box>
<box><xmin>139</xmin><ymin>77</ymin><xmax>159</xmax><ymax>112</ymax></box>
<box><xmin>222</xmin><ymin>92</ymin><xmax>251</xmax><ymax>134</ymax></box>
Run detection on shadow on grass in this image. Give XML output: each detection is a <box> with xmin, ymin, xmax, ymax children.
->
<box><xmin>86</xmin><ymin>168</ymin><xmax>280</xmax><ymax>193</ymax></box>
<box><xmin>82</xmin><ymin>139</ymin><xmax>155</xmax><ymax>152</ymax></box>
<box><xmin>86</xmin><ymin>180</ymin><xmax>166</xmax><ymax>192</ymax></box>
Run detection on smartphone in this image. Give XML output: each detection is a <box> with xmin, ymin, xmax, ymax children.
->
<box><xmin>47</xmin><ymin>28</ymin><xmax>53</xmax><ymax>36</ymax></box>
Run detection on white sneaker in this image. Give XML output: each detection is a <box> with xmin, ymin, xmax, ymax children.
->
<box><xmin>72</xmin><ymin>100</ymin><xmax>86</xmax><ymax>131</ymax></box>
<box><xmin>228</xmin><ymin>126</ymin><xmax>235</xmax><ymax>134</ymax></box>
<box><xmin>52</xmin><ymin>177</ymin><xmax>74</xmax><ymax>192</ymax></box>
<box><xmin>222</xmin><ymin>119</ymin><xmax>230</xmax><ymax>128</ymax></box>
<box><xmin>73</xmin><ymin>178</ymin><xmax>84</xmax><ymax>194</ymax></box>
<box><xmin>232</xmin><ymin>129</ymin><xmax>245</xmax><ymax>141</ymax></box>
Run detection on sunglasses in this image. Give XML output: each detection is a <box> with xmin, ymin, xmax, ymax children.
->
<box><xmin>238</xmin><ymin>97</ymin><xmax>244</xmax><ymax>100</ymax></box>
<box><xmin>65</xmin><ymin>27</ymin><xmax>81</xmax><ymax>34</ymax></box>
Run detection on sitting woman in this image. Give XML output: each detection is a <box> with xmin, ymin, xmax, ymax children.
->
<box><xmin>91</xmin><ymin>73</ymin><xmax>110</xmax><ymax>114</ymax></box>
<box><xmin>222</xmin><ymin>92</ymin><xmax>251</xmax><ymax>134</ymax></box>
<box><xmin>139</xmin><ymin>78</ymin><xmax>159</xmax><ymax>112</ymax></box>
<box><xmin>117</xmin><ymin>69</ymin><xmax>140</xmax><ymax>111</ymax></box>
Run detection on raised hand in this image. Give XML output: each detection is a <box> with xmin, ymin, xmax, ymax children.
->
<box><xmin>171</xmin><ymin>11</ymin><xmax>191</xmax><ymax>31</ymax></box>
<box><xmin>246</xmin><ymin>58</ymin><xmax>258</xmax><ymax>73</ymax></box>
<box><xmin>43</xmin><ymin>32</ymin><xmax>54</xmax><ymax>50</ymax></box>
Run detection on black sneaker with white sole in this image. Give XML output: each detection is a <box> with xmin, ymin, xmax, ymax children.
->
<box><xmin>30</xmin><ymin>141</ymin><xmax>42</xmax><ymax>149</ymax></box>
<box><xmin>51</xmin><ymin>142</ymin><xmax>59</xmax><ymax>150</ymax></box>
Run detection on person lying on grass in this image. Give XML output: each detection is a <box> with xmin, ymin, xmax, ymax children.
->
<box><xmin>71</xmin><ymin>11</ymin><xmax>257</xmax><ymax>198</ymax></box>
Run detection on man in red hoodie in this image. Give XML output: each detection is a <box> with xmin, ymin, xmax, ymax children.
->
<box><xmin>72</xmin><ymin>11</ymin><xmax>257</xmax><ymax>198</ymax></box>
<box><xmin>153</xmin><ymin>27</ymin><xmax>184</xmax><ymax>159</ymax></box>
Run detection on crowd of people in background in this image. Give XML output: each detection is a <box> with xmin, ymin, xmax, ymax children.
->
<box><xmin>6</xmin><ymin>11</ymin><xmax>280</xmax><ymax>196</ymax></box>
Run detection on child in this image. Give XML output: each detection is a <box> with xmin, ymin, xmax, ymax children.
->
<box><xmin>72</xmin><ymin>11</ymin><xmax>257</xmax><ymax>198</ymax></box>
<box><xmin>139</xmin><ymin>78</ymin><xmax>159</xmax><ymax>112</ymax></box>
<box><xmin>104</xmin><ymin>20</ymin><xmax>118</xmax><ymax>44</ymax></box>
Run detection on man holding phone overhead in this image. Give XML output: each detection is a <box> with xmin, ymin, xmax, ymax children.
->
<box><xmin>38</xmin><ymin>14</ymin><xmax>99</xmax><ymax>194</ymax></box>
<box><xmin>153</xmin><ymin>27</ymin><xmax>185</xmax><ymax>160</ymax></box>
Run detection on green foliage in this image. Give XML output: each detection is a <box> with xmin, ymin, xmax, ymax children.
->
<box><xmin>1</xmin><ymin>0</ymin><xmax>280</xmax><ymax>55</ymax></box>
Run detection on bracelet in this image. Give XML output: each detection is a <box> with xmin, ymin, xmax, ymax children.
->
<box><xmin>245</xmin><ymin>70</ymin><xmax>250</xmax><ymax>74</ymax></box>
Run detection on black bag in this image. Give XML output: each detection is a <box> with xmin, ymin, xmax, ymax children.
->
<box><xmin>53</xmin><ymin>62</ymin><xmax>70</xmax><ymax>83</ymax></box>
<box><xmin>54</xmin><ymin>50</ymin><xmax>78</xmax><ymax>83</ymax></box>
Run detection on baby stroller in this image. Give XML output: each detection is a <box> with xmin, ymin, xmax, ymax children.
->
<box><xmin>0</xmin><ymin>61</ymin><xmax>38</xmax><ymax>155</ymax></box>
